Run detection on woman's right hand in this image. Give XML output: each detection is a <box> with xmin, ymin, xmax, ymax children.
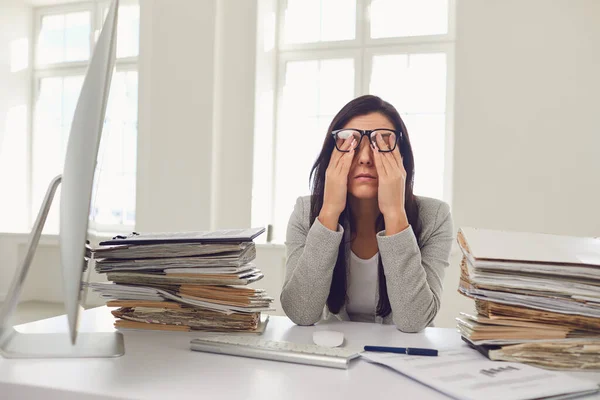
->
<box><xmin>318</xmin><ymin>135</ymin><xmax>356</xmax><ymax>231</ymax></box>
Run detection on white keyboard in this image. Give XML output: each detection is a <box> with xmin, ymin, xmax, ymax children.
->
<box><xmin>190</xmin><ymin>335</ymin><xmax>361</xmax><ymax>369</ymax></box>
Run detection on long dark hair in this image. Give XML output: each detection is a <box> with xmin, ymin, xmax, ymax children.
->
<box><xmin>309</xmin><ymin>95</ymin><xmax>421</xmax><ymax>318</ymax></box>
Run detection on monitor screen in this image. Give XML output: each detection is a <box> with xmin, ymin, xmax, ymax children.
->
<box><xmin>59</xmin><ymin>0</ymin><xmax>119</xmax><ymax>344</ymax></box>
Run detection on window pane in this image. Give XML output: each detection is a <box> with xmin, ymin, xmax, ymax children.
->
<box><xmin>38</xmin><ymin>11</ymin><xmax>90</xmax><ymax>64</ymax></box>
<box><xmin>319</xmin><ymin>59</ymin><xmax>355</xmax><ymax>115</ymax></box>
<box><xmin>403</xmin><ymin>114</ymin><xmax>445</xmax><ymax>200</ymax></box>
<box><xmin>117</xmin><ymin>5</ymin><xmax>140</xmax><ymax>58</ymax></box>
<box><xmin>62</xmin><ymin>75</ymin><xmax>85</xmax><ymax>147</ymax></box>
<box><xmin>33</xmin><ymin>75</ymin><xmax>84</xmax><ymax>233</ymax></box>
<box><xmin>38</xmin><ymin>14</ymin><xmax>65</xmax><ymax>64</ymax></box>
<box><xmin>370</xmin><ymin>0</ymin><xmax>448</xmax><ymax>38</ymax></box>
<box><xmin>370</xmin><ymin>53</ymin><xmax>447</xmax><ymax>199</ymax></box>
<box><xmin>371</xmin><ymin>53</ymin><xmax>446</xmax><ymax>114</ymax></box>
<box><xmin>101</xmin><ymin>4</ymin><xmax>140</xmax><ymax>58</ymax></box>
<box><xmin>65</xmin><ymin>12</ymin><xmax>90</xmax><ymax>61</ymax></box>
<box><xmin>93</xmin><ymin>171</ymin><xmax>124</xmax><ymax>226</ymax></box>
<box><xmin>273</xmin><ymin>58</ymin><xmax>354</xmax><ymax>241</ymax></box>
<box><xmin>93</xmin><ymin>70</ymin><xmax>138</xmax><ymax>228</ymax></box>
<box><xmin>284</xmin><ymin>0</ymin><xmax>356</xmax><ymax>44</ymax></box>
<box><xmin>32</xmin><ymin>71</ymin><xmax>139</xmax><ymax>232</ymax></box>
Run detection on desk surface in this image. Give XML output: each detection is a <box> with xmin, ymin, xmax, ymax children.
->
<box><xmin>1</xmin><ymin>307</ymin><xmax>599</xmax><ymax>400</ymax></box>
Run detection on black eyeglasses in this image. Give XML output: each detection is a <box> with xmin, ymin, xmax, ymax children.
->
<box><xmin>331</xmin><ymin>129</ymin><xmax>402</xmax><ymax>152</ymax></box>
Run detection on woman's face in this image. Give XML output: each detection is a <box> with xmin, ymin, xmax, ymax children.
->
<box><xmin>343</xmin><ymin>112</ymin><xmax>396</xmax><ymax>200</ymax></box>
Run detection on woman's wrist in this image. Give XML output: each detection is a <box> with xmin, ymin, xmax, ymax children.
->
<box><xmin>318</xmin><ymin>208</ymin><xmax>341</xmax><ymax>232</ymax></box>
<box><xmin>383</xmin><ymin>212</ymin><xmax>409</xmax><ymax>236</ymax></box>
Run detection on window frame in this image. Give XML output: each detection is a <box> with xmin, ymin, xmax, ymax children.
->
<box><xmin>261</xmin><ymin>0</ymin><xmax>456</xmax><ymax>242</ymax></box>
<box><xmin>30</xmin><ymin>0</ymin><xmax>139</xmax><ymax>234</ymax></box>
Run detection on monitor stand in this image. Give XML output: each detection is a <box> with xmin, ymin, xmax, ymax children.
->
<box><xmin>0</xmin><ymin>175</ymin><xmax>124</xmax><ymax>358</ymax></box>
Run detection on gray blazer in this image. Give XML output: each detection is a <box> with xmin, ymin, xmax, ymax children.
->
<box><xmin>280</xmin><ymin>195</ymin><xmax>453</xmax><ymax>332</ymax></box>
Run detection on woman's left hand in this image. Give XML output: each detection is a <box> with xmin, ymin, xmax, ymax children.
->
<box><xmin>371</xmin><ymin>133</ymin><xmax>410</xmax><ymax>235</ymax></box>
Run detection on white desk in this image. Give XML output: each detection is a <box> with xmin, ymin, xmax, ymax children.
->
<box><xmin>1</xmin><ymin>307</ymin><xmax>599</xmax><ymax>400</ymax></box>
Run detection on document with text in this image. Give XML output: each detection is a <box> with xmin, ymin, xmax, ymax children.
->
<box><xmin>362</xmin><ymin>347</ymin><xmax>599</xmax><ymax>400</ymax></box>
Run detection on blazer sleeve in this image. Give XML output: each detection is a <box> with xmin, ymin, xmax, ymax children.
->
<box><xmin>280</xmin><ymin>197</ymin><xmax>344</xmax><ymax>325</ymax></box>
<box><xmin>376</xmin><ymin>202</ymin><xmax>453</xmax><ymax>333</ymax></box>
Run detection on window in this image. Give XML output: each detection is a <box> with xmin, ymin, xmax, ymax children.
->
<box><xmin>253</xmin><ymin>0</ymin><xmax>455</xmax><ymax>243</ymax></box>
<box><xmin>32</xmin><ymin>1</ymin><xmax>139</xmax><ymax>233</ymax></box>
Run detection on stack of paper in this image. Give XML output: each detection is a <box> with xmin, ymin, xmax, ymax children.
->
<box><xmin>456</xmin><ymin>227</ymin><xmax>600</xmax><ymax>370</ymax></box>
<box><xmin>90</xmin><ymin>228</ymin><xmax>274</xmax><ymax>333</ymax></box>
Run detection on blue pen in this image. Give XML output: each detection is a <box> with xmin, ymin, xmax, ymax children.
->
<box><xmin>364</xmin><ymin>345</ymin><xmax>438</xmax><ymax>356</ymax></box>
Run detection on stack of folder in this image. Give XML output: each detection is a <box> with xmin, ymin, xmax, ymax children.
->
<box><xmin>456</xmin><ymin>227</ymin><xmax>600</xmax><ymax>370</ymax></box>
<box><xmin>90</xmin><ymin>228</ymin><xmax>274</xmax><ymax>333</ymax></box>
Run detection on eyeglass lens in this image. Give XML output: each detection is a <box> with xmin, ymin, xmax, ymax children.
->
<box><xmin>335</xmin><ymin>129</ymin><xmax>397</xmax><ymax>151</ymax></box>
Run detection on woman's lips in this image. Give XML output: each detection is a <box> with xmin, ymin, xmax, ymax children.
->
<box><xmin>355</xmin><ymin>175</ymin><xmax>376</xmax><ymax>181</ymax></box>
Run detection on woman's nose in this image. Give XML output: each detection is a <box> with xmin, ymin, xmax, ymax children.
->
<box><xmin>357</xmin><ymin>139</ymin><xmax>373</xmax><ymax>165</ymax></box>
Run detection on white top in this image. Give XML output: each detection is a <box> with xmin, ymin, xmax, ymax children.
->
<box><xmin>2</xmin><ymin>308</ymin><xmax>600</xmax><ymax>400</ymax></box>
<box><xmin>346</xmin><ymin>251</ymin><xmax>379</xmax><ymax>321</ymax></box>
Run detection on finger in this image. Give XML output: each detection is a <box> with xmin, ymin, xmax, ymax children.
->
<box><xmin>329</xmin><ymin>136</ymin><xmax>354</xmax><ymax>168</ymax></box>
<box><xmin>336</xmin><ymin>137</ymin><xmax>356</xmax><ymax>168</ymax></box>
<box><xmin>337</xmin><ymin>138</ymin><xmax>356</xmax><ymax>170</ymax></box>
<box><xmin>340</xmin><ymin>134</ymin><xmax>355</xmax><ymax>150</ymax></box>
<box><xmin>336</xmin><ymin>136</ymin><xmax>356</xmax><ymax>167</ymax></box>
<box><xmin>339</xmin><ymin>146</ymin><xmax>355</xmax><ymax>175</ymax></box>
<box><xmin>371</xmin><ymin>142</ymin><xmax>387</xmax><ymax>176</ymax></box>
<box><xmin>374</xmin><ymin>132</ymin><xmax>398</xmax><ymax>172</ymax></box>
<box><xmin>374</xmin><ymin>131</ymin><xmax>391</xmax><ymax>152</ymax></box>
<box><xmin>380</xmin><ymin>148</ymin><xmax>396</xmax><ymax>173</ymax></box>
<box><xmin>328</xmin><ymin>148</ymin><xmax>342</xmax><ymax>168</ymax></box>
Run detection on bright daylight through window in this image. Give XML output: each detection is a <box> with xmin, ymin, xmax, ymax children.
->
<box><xmin>32</xmin><ymin>2</ymin><xmax>139</xmax><ymax>234</ymax></box>
<box><xmin>253</xmin><ymin>0</ymin><xmax>454</xmax><ymax>243</ymax></box>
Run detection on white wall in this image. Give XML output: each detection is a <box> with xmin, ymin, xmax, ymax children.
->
<box><xmin>136</xmin><ymin>0</ymin><xmax>258</xmax><ymax>233</ymax></box>
<box><xmin>3</xmin><ymin>0</ymin><xmax>600</xmax><ymax>328</ymax></box>
<box><xmin>453</xmin><ymin>0</ymin><xmax>600</xmax><ymax>237</ymax></box>
<box><xmin>135</xmin><ymin>0</ymin><xmax>218</xmax><ymax>232</ymax></box>
<box><xmin>436</xmin><ymin>0</ymin><xmax>600</xmax><ymax>328</ymax></box>
<box><xmin>210</xmin><ymin>0</ymin><xmax>258</xmax><ymax>230</ymax></box>
<box><xmin>0</xmin><ymin>234</ymin><xmax>65</xmax><ymax>304</ymax></box>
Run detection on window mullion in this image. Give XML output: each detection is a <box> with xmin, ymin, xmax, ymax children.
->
<box><xmin>360</xmin><ymin>0</ymin><xmax>370</xmax><ymax>97</ymax></box>
<box><xmin>361</xmin><ymin>50</ymin><xmax>370</xmax><ymax>96</ymax></box>
<box><xmin>358</xmin><ymin>0</ymin><xmax>369</xmax><ymax>47</ymax></box>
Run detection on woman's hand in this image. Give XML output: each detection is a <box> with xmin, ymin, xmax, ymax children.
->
<box><xmin>319</xmin><ymin>136</ymin><xmax>355</xmax><ymax>231</ymax></box>
<box><xmin>371</xmin><ymin>133</ymin><xmax>409</xmax><ymax>235</ymax></box>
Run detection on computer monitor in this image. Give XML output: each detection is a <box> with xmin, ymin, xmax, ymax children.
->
<box><xmin>61</xmin><ymin>0</ymin><xmax>119</xmax><ymax>345</ymax></box>
<box><xmin>0</xmin><ymin>0</ymin><xmax>124</xmax><ymax>358</ymax></box>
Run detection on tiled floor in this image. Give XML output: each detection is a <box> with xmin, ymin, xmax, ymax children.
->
<box><xmin>1</xmin><ymin>301</ymin><xmax>66</xmax><ymax>326</ymax></box>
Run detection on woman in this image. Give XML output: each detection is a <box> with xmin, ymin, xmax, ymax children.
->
<box><xmin>280</xmin><ymin>95</ymin><xmax>453</xmax><ymax>332</ymax></box>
